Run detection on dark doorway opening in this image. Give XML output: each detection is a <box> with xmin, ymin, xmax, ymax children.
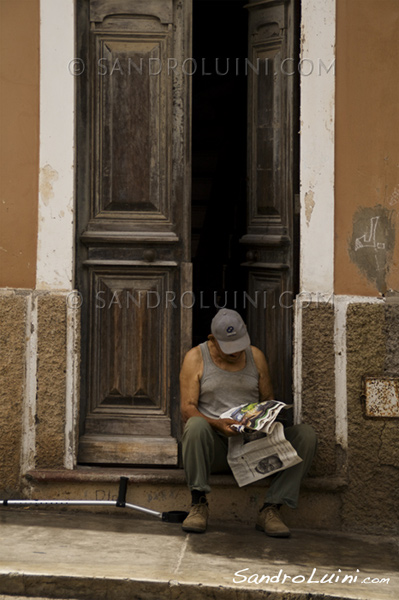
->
<box><xmin>191</xmin><ymin>0</ymin><xmax>248</xmax><ymax>346</ymax></box>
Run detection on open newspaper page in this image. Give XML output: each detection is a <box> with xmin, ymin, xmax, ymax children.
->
<box><xmin>220</xmin><ymin>399</ymin><xmax>289</xmax><ymax>433</ymax></box>
<box><xmin>220</xmin><ymin>400</ymin><xmax>302</xmax><ymax>487</ymax></box>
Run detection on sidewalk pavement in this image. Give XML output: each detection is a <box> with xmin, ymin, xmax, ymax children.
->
<box><xmin>0</xmin><ymin>507</ymin><xmax>398</xmax><ymax>600</ymax></box>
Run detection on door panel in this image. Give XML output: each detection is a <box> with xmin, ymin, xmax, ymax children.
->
<box><xmin>241</xmin><ymin>0</ymin><xmax>297</xmax><ymax>403</ymax></box>
<box><xmin>85</xmin><ymin>267</ymin><xmax>177</xmax><ymax>430</ymax></box>
<box><xmin>93</xmin><ymin>34</ymin><xmax>171</xmax><ymax>215</ymax></box>
<box><xmin>77</xmin><ymin>0</ymin><xmax>192</xmax><ymax>465</ymax></box>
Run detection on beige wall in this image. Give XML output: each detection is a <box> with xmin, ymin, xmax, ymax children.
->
<box><xmin>0</xmin><ymin>0</ymin><xmax>40</xmax><ymax>289</ymax></box>
<box><xmin>335</xmin><ymin>0</ymin><xmax>399</xmax><ymax>295</ymax></box>
<box><xmin>1</xmin><ymin>0</ymin><xmax>397</xmax><ymax>295</ymax></box>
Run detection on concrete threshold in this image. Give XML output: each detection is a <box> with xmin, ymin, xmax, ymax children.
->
<box><xmin>0</xmin><ymin>508</ymin><xmax>398</xmax><ymax>600</ymax></box>
<box><xmin>22</xmin><ymin>467</ymin><xmax>347</xmax><ymax>531</ymax></box>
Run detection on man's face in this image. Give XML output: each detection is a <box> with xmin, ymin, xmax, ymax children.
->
<box><xmin>213</xmin><ymin>339</ymin><xmax>245</xmax><ymax>363</ymax></box>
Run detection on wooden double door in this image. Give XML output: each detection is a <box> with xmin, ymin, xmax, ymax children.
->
<box><xmin>76</xmin><ymin>0</ymin><xmax>298</xmax><ymax>466</ymax></box>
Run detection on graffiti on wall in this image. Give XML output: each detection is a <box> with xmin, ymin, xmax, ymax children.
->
<box><xmin>349</xmin><ymin>205</ymin><xmax>396</xmax><ymax>292</ymax></box>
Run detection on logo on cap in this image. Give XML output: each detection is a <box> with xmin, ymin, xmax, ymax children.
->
<box><xmin>226</xmin><ymin>326</ymin><xmax>237</xmax><ymax>337</ymax></box>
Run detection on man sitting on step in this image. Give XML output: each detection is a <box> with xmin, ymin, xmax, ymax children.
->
<box><xmin>180</xmin><ymin>309</ymin><xmax>317</xmax><ymax>537</ymax></box>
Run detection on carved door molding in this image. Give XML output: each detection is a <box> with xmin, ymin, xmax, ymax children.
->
<box><xmin>76</xmin><ymin>0</ymin><xmax>192</xmax><ymax>465</ymax></box>
<box><xmin>241</xmin><ymin>0</ymin><xmax>298</xmax><ymax>403</ymax></box>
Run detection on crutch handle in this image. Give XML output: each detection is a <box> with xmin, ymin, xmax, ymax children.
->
<box><xmin>116</xmin><ymin>476</ymin><xmax>129</xmax><ymax>507</ymax></box>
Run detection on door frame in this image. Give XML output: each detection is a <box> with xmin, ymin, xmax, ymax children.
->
<box><xmin>44</xmin><ymin>0</ymin><xmax>337</xmax><ymax>467</ymax></box>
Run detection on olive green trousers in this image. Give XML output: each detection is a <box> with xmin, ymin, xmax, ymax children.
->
<box><xmin>182</xmin><ymin>416</ymin><xmax>317</xmax><ymax>508</ymax></box>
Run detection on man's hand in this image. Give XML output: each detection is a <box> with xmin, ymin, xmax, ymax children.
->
<box><xmin>213</xmin><ymin>418</ymin><xmax>241</xmax><ymax>437</ymax></box>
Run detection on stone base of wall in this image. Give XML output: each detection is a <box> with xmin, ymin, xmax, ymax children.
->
<box><xmin>0</xmin><ymin>292</ymin><xmax>27</xmax><ymax>495</ymax></box>
<box><xmin>0</xmin><ymin>289</ymin><xmax>80</xmax><ymax>497</ymax></box>
<box><xmin>298</xmin><ymin>298</ymin><xmax>399</xmax><ymax>536</ymax></box>
<box><xmin>343</xmin><ymin>302</ymin><xmax>399</xmax><ymax>535</ymax></box>
<box><xmin>2</xmin><ymin>290</ymin><xmax>398</xmax><ymax>536</ymax></box>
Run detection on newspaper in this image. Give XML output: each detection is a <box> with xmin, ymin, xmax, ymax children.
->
<box><xmin>220</xmin><ymin>400</ymin><xmax>302</xmax><ymax>487</ymax></box>
<box><xmin>220</xmin><ymin>399</ymin><xmax>289</xmax><ymax>434</ymax></box>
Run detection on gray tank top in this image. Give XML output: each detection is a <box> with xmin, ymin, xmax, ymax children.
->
<box><xmin>198</xmin><ymin>342</ymin><xmax>259</xmax><ymax>420</ymax></box>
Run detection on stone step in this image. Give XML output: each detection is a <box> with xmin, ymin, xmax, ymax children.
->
<box><xmin>0</xmin><ymin>597</ymin><xmax>79</xmax><ymax>600</ymax></box>
<box><xmin>21</xmin><ymin>468</ymin><xmax>347</xmax><ymax>532</ymax></box>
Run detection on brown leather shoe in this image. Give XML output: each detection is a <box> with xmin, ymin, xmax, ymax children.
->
<box><xmin>256</xmin><ymin>505</ymin><xmax>291</xmax><ymax>538</ymax></box>
<box><xmin>182</xmin><ymin>499</ymin><xmax>209</xmax><ymax>533</ymax></box>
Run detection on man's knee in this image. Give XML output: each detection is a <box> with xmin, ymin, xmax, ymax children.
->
<box><xmin>297</xmin><ymin>423</ymin><xmax>317</xmax><ymax>444</ymax></box>
<box><xmin>182</xmin><ymin>416</ymin><xmax>212</xmax><ymax>441</ymax></box>
<box><xmin>286</xmin><ymin>423</ymin><xmax>318</xmax><ymax>452</ymax></box>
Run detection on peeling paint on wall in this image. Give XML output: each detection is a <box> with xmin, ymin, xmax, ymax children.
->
<box><xmin>389</xmin><ymin>184</ymin><xmax>399</xmax><ymax>206</ymax></box>
<box><xmin>348</xmin><ymin>205</ymin><xmax>396</xmax><ymax>293</ymax></box>
<box><xmin>39</xmin><ymin>163</ymin><xmax>59</xmax><ymax>206</ymax></box>
<box><xmin>304</xmin><ymin>189</ymin><xmax>315</xmax><ymax>226</ymax></box>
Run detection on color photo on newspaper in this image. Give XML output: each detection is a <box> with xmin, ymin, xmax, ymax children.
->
<box><xmin>220</xmin><ymin>400</ymin><xmax>291</xmax><ymax>434</ymax></box>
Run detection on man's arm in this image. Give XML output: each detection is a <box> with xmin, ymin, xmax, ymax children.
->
<box><xmin>251</xmin><ymin>346</ymin><xmax>274</xmax><ymax>401</ymax></box>
<box><xmin>180</xmin><ymin>346</ymin><xmax>240</xmax><ymax>437</ymax></box>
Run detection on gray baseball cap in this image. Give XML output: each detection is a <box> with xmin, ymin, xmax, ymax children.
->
<box><xmin>211</xmin><ymin>309</ymin><xmax>251</xmax><ymax>354</ymax></box>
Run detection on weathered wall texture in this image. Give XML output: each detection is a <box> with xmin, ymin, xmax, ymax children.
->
<box><xmin>0</xmin><ymin>290</ymin><xmax>78</xmax><ymax>494</ymax></box>
<box><xmin>335</xmin><ymin>0</ymin><xmax>399</xmax><ymax>295</ymax></box>
<box><xmin>0</xmin><ymin>0</ymin><xmax>40</xmax><ymax>289</ymax></box>
<box><xmin>0</xmin><ymin>294</ymin><xmax>26</xmax><ymax>495</ymax></box>
<box><xmin>343</xmin><ymin>304</ymin><xmax>399</xmax><ymax>535</ymax></box>
<box><xmin>301</xmin><ymin>303</ymin><xmax>336</xmax><ymax>477</ymax></box>
<box><xmin>385</xmin><ymin>304</ymin><xmax>399</xmax><ymax>373</ymax></box>
<box><xmin>300</xmin><ymin>300</ymin><xmax>399</xmax><ymax>534</ymax></box>
<box><xmin>35</xmin><ymin>295</ymin><xmax>68</xmax><ymax>469</ymax></box>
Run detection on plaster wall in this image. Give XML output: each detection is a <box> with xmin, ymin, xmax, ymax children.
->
<box><xmin>36</xmin><ymin>295</ymin><xmax>68</xmax><ymax>469</ymax></box>
<box><xmin>301</xmin><ymin>303</ymin><xmax>336</xmax><ymax>477</ymax></box>
<box><xmin>0</xmin><ymin>294</ymin><xmax>26</xmax><ymax>495</ymax></box>
<box><xmin>343</xmin><ymin>303</ymin><xmax>399</xmax><ymax>534</ymax></box>
<box><xmin>299</xmin><ymin>299</ymin><xmax>399</xmax><ymax>535</ymax></box>
<box><xmin>0</xmin><ymin>0</ymin><xmax>40</xmax><ymax>289</ymax></box>
<box><xmin>0</xmin><ymin>290</ymin><xmax>80</xmax><ymax>495</ymax></box>
<box><xmin>335</xmin><ymin>0</ymin><xmax>399</xmax><ymax>295</ymax></box>
<box><xmin>300</xmin><ymin>0</ymin><xmax>335</xmax><ymax>294</ymax></box>
<box><xmin>36</xmin><ymin>0</ymin><xmax>75</xmax><ymax>291</ymax></box>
